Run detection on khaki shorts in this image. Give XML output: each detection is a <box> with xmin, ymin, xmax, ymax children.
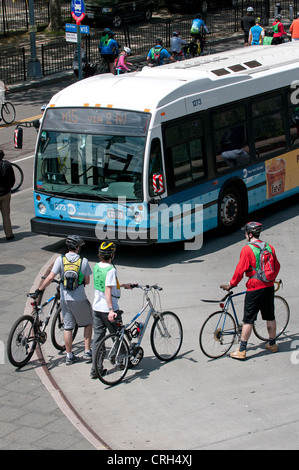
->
<box><xmin>61</xmin><ymin>299</ymin><xmax>93</xmax><ymax>330</ymax></box>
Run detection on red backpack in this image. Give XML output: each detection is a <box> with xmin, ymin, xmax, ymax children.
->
<box><xmin>248</xmin><ymin>242</ymin><xmax>277</xmax><ymax>282</ymax></box>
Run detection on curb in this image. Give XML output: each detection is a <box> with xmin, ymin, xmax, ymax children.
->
<box><xmin>27</xmin><ymin>253</ymin><xmax>110</xmax><ymax>451</ymax></box>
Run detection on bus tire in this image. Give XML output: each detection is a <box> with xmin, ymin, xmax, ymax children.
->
<box><xmin>218</xmin><ymin>185</ymin><xmax>247</xmax><ymax>234</ymax></box>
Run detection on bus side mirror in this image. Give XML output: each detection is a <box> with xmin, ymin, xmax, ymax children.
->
<box><xmin>152</xmin><ymin>173</ymin><xmax>165</xmax><ymax>195</ymax></box>
<box><xmin>14</xmin><ymin>127</ymin><xmax>23</xmax><ymax>149</ymax></box>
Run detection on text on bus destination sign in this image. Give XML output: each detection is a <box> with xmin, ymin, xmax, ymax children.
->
<box><xmin>43</xmin><ymin>107</ymin><xmax>150</xmax><ymax>136</ymax></box>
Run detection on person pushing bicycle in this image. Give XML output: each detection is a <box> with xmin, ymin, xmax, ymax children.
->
<box><xmin>220</xmin><ymin>221</ymin><xmax>280</xmax><ymax>360</ymax></box>
<box><xmin>35</xmin><ymin>235</ymin><xmax>93</xmax><ymax>365</ymax></box>
<box><xmin>91</xmin><ymin>241</ymin><xmax>132</xmax><ymax>379</ymax></box>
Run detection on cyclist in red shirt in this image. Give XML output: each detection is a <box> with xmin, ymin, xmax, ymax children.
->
<box><xmin>220</xmin><ymin>222</ymin><xmax>280</xmax><ymax>360</ymax></box>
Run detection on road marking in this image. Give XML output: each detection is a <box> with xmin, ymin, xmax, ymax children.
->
<box><xmin>14</xmin><ymin>154</ymin><xmax>34</xmax><ymax>163</ymax></box>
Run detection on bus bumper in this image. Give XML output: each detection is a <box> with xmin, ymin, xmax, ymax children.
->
<box><xmin>30</xmin><ymin>217</ymin><xmax>156</xmax><ymax>245</ymax></box>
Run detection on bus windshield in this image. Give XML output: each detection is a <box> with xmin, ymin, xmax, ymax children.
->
<box><xmin>35</xmin><ymin>108</ymin><xmax>150</xmax><ymax>201</ymax></box>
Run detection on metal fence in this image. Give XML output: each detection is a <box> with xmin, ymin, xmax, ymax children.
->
<box><xmin>0</xmin><ymin>0</ymin><xmax>71</xmax><ymax>35</ymax></box>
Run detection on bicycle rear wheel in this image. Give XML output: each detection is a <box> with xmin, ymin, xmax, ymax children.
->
<box><xmin>1</xmin><ymin>102</ymin><xmax>16</xmax><ymax>124</ymax></box>
<box><xmin>94</xmin><ymin>333</ymin><xmax>129</xmax><ymax>386</ymax></box>
<box><xmin>253</xmin><ymin>295</ymin><xmax>290</xmax><ymax>341</ymax></box>
<box><xmin>11</xmin><ymin>163</ymin><xmax>24</xmax><ymax>193</ymax></box>
<box><xmin>97</xmin><ymin>58</ymin><xmax>110</xmax><ymax>74</ymax></box>
<box><xmin>7</xmin><ymin>315</ymin><xmax>37</xmax><ymax>368</ymax></box>
<box><xmin>150</xmin><ymin>311</ymin><xmax>183</xmax><ymax>361</ymax></box>
<box><xmin>51</xmin><ymin>305</ymin><xmax>78</xmax><ymax>351</ymax></box>
<box><xmin>199</xmin><ymin>311</ymin><xmax>237</xmax><ymax>358</ymax></box>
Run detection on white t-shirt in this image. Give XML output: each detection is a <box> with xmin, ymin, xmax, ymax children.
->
<box><xmin>93</xmin><ymin>262</ymin><xmax>121</xmax><ymax>312</ymax></box>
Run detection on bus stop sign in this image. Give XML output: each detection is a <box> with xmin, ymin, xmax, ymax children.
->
<box><xmin>71</xmin><ymin>0</ymin><xmax>85</xmax><ymax>24</ymax></box>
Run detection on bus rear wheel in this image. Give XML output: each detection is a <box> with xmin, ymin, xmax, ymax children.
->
<box><xmin>218</xmin><ymin>186</ymin><xmax>246</xmax><ymax>234</ymax></box>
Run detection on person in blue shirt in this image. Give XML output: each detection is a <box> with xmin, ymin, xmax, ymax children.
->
<box><xmin>248</xmin><ymin>18</ymin><xmax>265</xmax><ymax>45</ymax></box>
<box><xmin>146</xmin><ymin>38</ymin><xmax>176</xmax><ymax>66</ymax></box>
<box><xmin>100</xmin><ymin>31</ymin><xmax>119</xmax><ymax>74</ymax></box>
<box><xmin>190</xmin><ymin>13</ymin><xmax>210</xmax><ymax>55</ymax></box>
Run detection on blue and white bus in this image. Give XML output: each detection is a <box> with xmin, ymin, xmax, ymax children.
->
<box><xmin>31</xmin><ymin>42</ymin><xmax>299</xmax><ymax>245</ymax></box>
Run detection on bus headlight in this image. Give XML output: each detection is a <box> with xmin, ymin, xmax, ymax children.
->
<box><xmin>38</xmin><ymin>202</ymin><xmax>46</xmax><ymax>214</ymax></box>
<box><xmin>134</xmin><ymin>211</ymin><xmax>143</xmax><ymax>224</ymax></box>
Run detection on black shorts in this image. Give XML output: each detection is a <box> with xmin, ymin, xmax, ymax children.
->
<box><xmin>243</xmin><ymin>286</ymin><xmax>275</xmax><ymax>324</ymax></box>
<box><xmin>102</xmin><ymin>54</ymin><xmax>114</xmax><ymax>64</ymax></box>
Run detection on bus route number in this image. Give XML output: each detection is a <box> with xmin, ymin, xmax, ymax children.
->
<box><xmin>192</xmin><ymin>98</ymin><xmax>202</xmax><ymax>107</ymax></box>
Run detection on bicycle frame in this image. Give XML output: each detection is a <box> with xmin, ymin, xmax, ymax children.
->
<box><xmin>119</xmin><ymin>291</ymin><xmax>159</xmax><ymax>349</ymax></box>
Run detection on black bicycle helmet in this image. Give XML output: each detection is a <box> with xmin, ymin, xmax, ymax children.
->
<box><xmin>242</xmin><ymin>221</ymin><xmax>262</xmax><ymax>237</ymax></box>
<box><xmin>98</xmin><ymin>241</ymin><xmax>116</xmax><ymax>258</ymax></box>
<box><xmin>66</xmin><ymin>235</ymin><xmax>85</xmax><ymax>250</ymax></box>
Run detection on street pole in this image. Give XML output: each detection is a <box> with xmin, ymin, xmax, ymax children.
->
<box><xmin>77</xmin><ymin>24</ymin><xmax>82</xmax><ymax>80</ymax></box>
<box><xmin>27</xmin><ymin>0</ymin><xmax>42</xmax><ymax>78</ymax></box>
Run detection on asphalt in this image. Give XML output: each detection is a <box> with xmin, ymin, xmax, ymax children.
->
<box><xmin>2</xmin><ymin>31</ymin><xmax>299</xmax><ymax>454</ymax></box>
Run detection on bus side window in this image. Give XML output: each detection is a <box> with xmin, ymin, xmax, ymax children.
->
<box><xmin>252</xmin><ymin>94</ymin><xmax>286</xmax><ymax>158</ymax></box>
<box><xmin>149</xmin><ymin>138</ymin><xmax>163</xmax><ymax>197</ymax></box>
<box><xmin>288</xmin><ymin>90</ymin><xmax>299</xmax><ymax>147</ymax></box>
<box><xmin>213</xmin><ymin>105</ymin><xmax>249</xmax><ymax>171</ymax></box>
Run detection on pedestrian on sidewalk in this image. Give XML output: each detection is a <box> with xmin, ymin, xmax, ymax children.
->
<box><xmin>220</xmin><ymin>222</ymin><xmax>280</xmax><ymax>360</ymax></box>
<box><xmin>91</xmin><ymin>241</ymin><xmax>132</xmax><ymax>379</ymax></box>
<box><xmin>289</xmin><ymin>12</ymin><xmax>299</xmax><ymax>41</ymax></box>
<box><xmin>36</xmin><ymin>235</ymin><xmax>93</xmax><ymax>365</ymax></box>
<box><xmin>241</xmin><ymin>7</ymin><xmax>256</xmax><ymax>46</ymax></box>
<box><xmin>0</xmin><ymin>149</ymin><xmax>15</xmax><ymax>241</ymax></box>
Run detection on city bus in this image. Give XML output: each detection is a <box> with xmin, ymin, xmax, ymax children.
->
<box><xmin>31</xmin><ymin>42</ymin><xmax>299</xmax><ymax>246</ymax></box>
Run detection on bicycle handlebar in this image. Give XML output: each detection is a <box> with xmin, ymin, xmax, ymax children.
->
<box><xmin>130</xmin><ymin>283</ymin><xmax>162</xmax><ymax>291</ymax></box>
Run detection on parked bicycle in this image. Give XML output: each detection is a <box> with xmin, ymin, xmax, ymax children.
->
<box><xmin>11</xmin><ymin>162</ymin><xmax>24</xmax><ymax>193</ymax></box>
<box><xmin>199</xmin><ymin>280</ymin><xmax>290</xmax><ymax>359</ymax></box>
<box><xmin>94</xmin><ymin>283</ymin><xmax>183</xmax><ymax>386</ymax></box>
<box><xmin>0</xmin><ymin>99</ymin><xmax>16</xmax><ymax>124</ymax></box>
<box><xmin>7</xmin><ymin>279</ymin><xmax>78</xmax><ymax>368</ymax></box>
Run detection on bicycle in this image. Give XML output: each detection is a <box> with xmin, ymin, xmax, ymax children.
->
<box><xmin>11</xmin><ymin>162</ymin><xmax>24</xmax><ymax>193</ymax></box>
<box><xmin>199</xmin><ymin>280</ymin><xmax>290</xmax><ymax>359</ymax></box>
<box><xmin>0</xmin><ymin>94</ymin><xmax>16</xmax><ymax>124</ymax></box>
<box><xmin>7</xmin><ymin>279</ymin><xmax>78</xmax><ymax>368</ymax></box>
<box><xmin>94</xmin><ymin>283</ymin><xmax>183</xmax><ymax>386</ymax></box>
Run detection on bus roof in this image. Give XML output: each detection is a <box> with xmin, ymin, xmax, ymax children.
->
<box><xmin>49</xmin><ymin>43</ymin><xmax>299</xmax><ymax>113</ymax></box>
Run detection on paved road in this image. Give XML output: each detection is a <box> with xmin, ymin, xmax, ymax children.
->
<box><xmin>1</xmin><ymin>37</ymin><xmax>299</xmax><ymax>452</ymax></box>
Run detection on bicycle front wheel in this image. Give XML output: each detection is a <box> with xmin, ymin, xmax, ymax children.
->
<box><xmin>94</xmin><ymin>333</ymin><xmax>129</xmax><ymax>386</ymax></box>
<box><xmin>51</xmin><ymin>305</ymin><xmax>78</xmax><ymax>351</ymax></box>
<box><xmin>11</xmin><ymin>163</ymin><xmax>24</xmax><ymax>193</ymax></box>
<box><xmin>253</xmin><ymin>295</ymin><xmax>290</xmax><ymax>341</ymax></box>
<box><xmin>1</xmin><ymin>102</ymin><xmax>16</xmax><ymax>124</ymax></box>
<box><xmin>151</xmin><ymin>311</ymin><xmax>183</xmax><ymax>361</ymax></box>
<box><xmin>7</xmin><ymin>315</ymin><xmax>37</xmax><ymax>368</ymax></box>
<box><xmin>199</xmin><ymin>311</ymin><xmax>237</xmax><ymax>359</ymax></box>
<box><xmin>202</xmin><ymin>41</ymin><xmax>211</xmax><ymax>55</ymax></box>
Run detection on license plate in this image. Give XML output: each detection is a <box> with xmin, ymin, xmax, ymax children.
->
<box><xmin>107</xmin><ymin>209</ymin><xmax>124</xmax><ymax>220</ymax></box>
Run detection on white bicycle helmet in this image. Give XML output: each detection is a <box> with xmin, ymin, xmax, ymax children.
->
<box><xmin>124</xmin><ymin>46</ymin><xmax>131</xmax><ymax>55</ymax></box>
<box><xmin>247</xmin><ymin>6</ymin><xmax>254</xmax><ymax>12</ymax></box>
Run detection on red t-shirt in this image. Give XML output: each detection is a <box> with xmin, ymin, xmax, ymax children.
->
<box><xmin>230</xmin><ymin>241</ymin><xmax>280</xmax><ymax>291</ymax></box>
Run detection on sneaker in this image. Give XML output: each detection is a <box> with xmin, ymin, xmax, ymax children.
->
<box><xmin>90</xmin><ymin>368</ymin><xmax>97</xmax><ymax>379</ymax></box>
<box><xmin>83</xmin><ymin>350</ymin><xmax>92</xmax><ymax>363</ymax></box>
<box><xmin>90</xmin><ymin>367</ymin><xmax>107</xmax><ymax>379</ymax></box>
<box><xmin>65</xmin><ymin>354</ymin><xmax>80</xmax><ymax>365</ymax></box>
<box><xmin>230</xmin><ymin>348</ymin><xmax>246</xmax><ymax>360</ymax></box>
<box><xmin>265</xmin><ymin>343</ymin><xmax>278</xmax><ymax>353</ymax></box>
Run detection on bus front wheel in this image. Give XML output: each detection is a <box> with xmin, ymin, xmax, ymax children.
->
<box><xmin>218</xmin><ymin>186</ymin><xmax>246</xmax><ymax>234</ymax></box>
